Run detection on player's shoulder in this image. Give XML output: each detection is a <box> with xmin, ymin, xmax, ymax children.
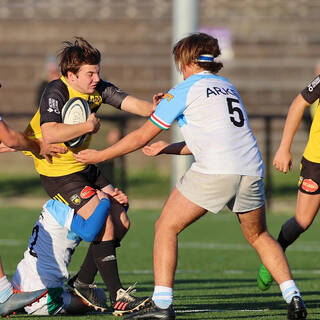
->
<box><xmin>95</xmin><ymin>79</ymin><xmax>117</xmax><ymax>92</ymax></box>
<box><xmin>46</xmin><ymin>78</ymin><xmax>67</xmax><ymax>92</ymax></box>
<box><xmin>40</xmin><ymin>79</ymin><xmax>69</xmax><ymax>112</ymax></box>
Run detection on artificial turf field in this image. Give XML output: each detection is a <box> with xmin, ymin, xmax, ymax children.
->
<box><xmin>1</xmin><ymin>206</ymin><xmax>320</xmax><ymax>319</ymax></box>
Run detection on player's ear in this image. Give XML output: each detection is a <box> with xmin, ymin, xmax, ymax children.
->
<box><xmin>67</xmin><ymin>70</ymin><xmax>77</xmax><ymax>81</ymax></box>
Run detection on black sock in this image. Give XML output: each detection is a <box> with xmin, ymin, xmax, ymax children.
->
<box><xmin>92</xmin><ymin>240</ymin><xmax>122</xmax><ymax>303</ymax></box>
<box><xmin>77</xmin><ymin>242</ymin><xmax>98</xmax><ymax>284</ymax></box>
<box><xmin>277</xmin><ymin>229</ymin><xmax>291</xmax><ymax>251</ymax></box>
<box><xmin>277</xmin><ymin>218</ymin><xmax>305</xmax><ymax>252</ymax></box>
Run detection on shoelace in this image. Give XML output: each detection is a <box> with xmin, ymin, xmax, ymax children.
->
<box><xmin>87</xmin><ymin>283</ymin><xmax>97</xmax><ymax>289</ymax></box>
<box><xmin>118</xmin><ymin>283</ymin><xmax>137</xmax><ymax>302</ymax></box>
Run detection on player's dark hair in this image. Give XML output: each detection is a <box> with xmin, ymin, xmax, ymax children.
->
<box><xmin>173</xmin><ymin>32</ymin><xmax>223</xmax><ymax>74</ymax></box>
<box><xmin>58</xmin><ymin>37</ymin><xmax>101</xmax><ymax>76</ymax></box>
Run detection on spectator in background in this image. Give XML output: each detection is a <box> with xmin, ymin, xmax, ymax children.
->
<box><xmin>35</xmin><ymin>55</ymin><xmax>60</xmax><ymax>107</ymax></box>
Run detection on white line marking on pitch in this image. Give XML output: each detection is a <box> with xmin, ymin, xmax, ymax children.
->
<box><xmin>176</xmin><ymin>308</ymin><xmax>267</xmax><ymax>313</ymax></box>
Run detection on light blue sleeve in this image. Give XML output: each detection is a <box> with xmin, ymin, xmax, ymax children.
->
<box><xmin>150</xmin><ymin>80</ymin><xmax>192</xmax><ymax>130</ymax></box>
<box><xmin>44</xmin><ymin>199</ymin><xmax>72</xmax><ymax>228</ymax></box>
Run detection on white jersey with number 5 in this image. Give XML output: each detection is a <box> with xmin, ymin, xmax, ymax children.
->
<box><xmin>150</xmin><ymin>71</ymin><xmax>264</xmax><ymax>177</ymax></box>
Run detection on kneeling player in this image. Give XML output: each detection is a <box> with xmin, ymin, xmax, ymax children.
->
<box><xmin>11</xmin><ymin>190</ymin><xmax>110</xmax><ymax>315</ymax></box>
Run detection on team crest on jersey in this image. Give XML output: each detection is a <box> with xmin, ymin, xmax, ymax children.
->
<box><xmin>80</xmin><ymin>186</ymin><xmax>96</xmax><ymax>199</ymax></box>
<box><xmin>47</xmin><ymin>98</ymin><xmax>60</xmax><ymax>114</ymax></box>
<box><xmin>70</xmin><ymin>194</ymin><xmax>81</xmax><ymax>205</ymax></box>
<box><xmin>301</xmin><ymin>178</ymin><xmax>319</xmax><ymax>193</ymax></box>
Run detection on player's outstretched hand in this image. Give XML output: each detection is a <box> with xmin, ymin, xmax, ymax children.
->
<box><xmin>74</xmin><ymin>149</ymin><xmax>104</xmax><ymax>164</ymax></box>
<box><xmin>273</xmin><ymin>147</ymin><xmax>292</xmax><ymax>173</ymax></box>
<box><xmin>143</xmin><ymin>140</ymin><xmax>169</xmax><ymax>157</ymax></box>
<box><xmin>152</xmin><ymin>93</ymin><xmax>165</xmax><ymax>112</ymax></box>
<box><xmin>39</xmin><ymin>139</ymin><xmax>68</xmax><ymax>164</ymax></box>
<box><xmin>0</xmin><ymin>142</ymin><xmax>16</xmax><ymax>153</ymax></box>
<box><xmin>109</xmin><ymin>188</ymin><xmax>128</xmax><ymax>206</ymax></box>
<box><xmin>86</xmin><ymin>113</ymin><xmax>100</xmax><ymax>134</ymax></box>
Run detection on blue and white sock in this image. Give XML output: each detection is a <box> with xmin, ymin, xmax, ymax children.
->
<box><xmin>0</xmin><ymin>276</ymin><xmax>13</xmax><ymax>303</ymax></box>
<box><xmin>152</xmin><ymin>286</ymin><xmax>173</xmax><ymax>309</ymax></box>
<box><xmin>280</xmin><ymin>280</ymin><xmax>300</xmax><ymax>303</ymax></box>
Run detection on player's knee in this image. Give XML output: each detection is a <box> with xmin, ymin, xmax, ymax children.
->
<box><xmin>155</xmin><ymin>217</ymin><xmax>179</xmax><ymax>235</ymax></box>
<box><xmin>294</xmin><ymin>217</ymin><xmax>310</xmax><ymax>232</ymax></box>
<box><xmin>245</xmin><ymin>229</ymin><xmax>267</xmax><ymax>247</ymax></box>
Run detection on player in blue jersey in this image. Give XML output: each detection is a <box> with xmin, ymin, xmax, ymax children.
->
<box><xmin>0</xmin><ymin>112</ymin><xmax>66</xmax><ymax>317</ymax></box>
<box><xmin>74</xmin><ymin>33</ymin><xmax>307</xmax><ymax>320</ymax></box>
<box><xmin>11</xmin><ymin>190</ymin><xmax>111</xmax><ymax>315</ymax></box>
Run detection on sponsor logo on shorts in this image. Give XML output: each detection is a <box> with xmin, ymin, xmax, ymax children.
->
<box><xmin>70</xmin><ymin>194</ymin><xmax>81</xmax><ymax>205</ymax></box>
<box><xmin>301</xmin><ymin>178</ymin><xmax>319</xmax><ymax>193</ymax></box>
<box><xmin>80</xmin><ymin>186</ymin><xmax>96</xmax><ymax>199</ymax></box>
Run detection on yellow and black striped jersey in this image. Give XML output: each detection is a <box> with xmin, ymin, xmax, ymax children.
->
<box><xmin>24</xmin><ymin>76</ymin><xmax>128</xmax><ymax>177</ymax></box>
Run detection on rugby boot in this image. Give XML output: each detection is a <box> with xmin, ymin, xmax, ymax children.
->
<box><xmin>124</xmin><ymin>301</ymin><xmax>175</xmax><ymax>319</ymax></box>
<box><xmin>112</xmin><ymin>284</ymin><xmax>150</xmax><ymax>316</ymax></box>
<box><xmin>72</xmin><ymin>278</ymin><xmax>107</xmax><ymax>311</ymax></box>
<box><xmin>0</xmin><ymin>288</ymin><xmax>48</xmax><ymax>317</ymax></box>
<box><xmin>287</xmin><ymin>296</ymin><xmax>307</xmax><ymax>320</ymax></box>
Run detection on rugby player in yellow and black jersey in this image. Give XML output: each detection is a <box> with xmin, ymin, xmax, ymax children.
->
<box><xmin>257</xmin><ymin>74</ymin><xmax>320</xmax><ymax>293</ymax></box>
<box><xmin>24</xmin><ymin>37</ymin><xmax>160</xmax><ymax>315</ymax></box>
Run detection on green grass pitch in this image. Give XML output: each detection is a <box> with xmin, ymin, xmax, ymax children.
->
<box><xmin>1</xmin><ymin>206</ymin><xmax>320</xmax><ymax>319</ymax></box>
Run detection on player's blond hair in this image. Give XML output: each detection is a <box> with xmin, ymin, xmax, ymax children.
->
<box><xmin>173</xmin><ymin>32</ymin><xmax>223</xmax><ymax>74</ymax></box>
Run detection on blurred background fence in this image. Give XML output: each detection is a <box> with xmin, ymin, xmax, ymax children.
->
<box><xmin>1</xmin><ymin>0</ymin><xmax>319</xmax><ymax>210</ymax></box>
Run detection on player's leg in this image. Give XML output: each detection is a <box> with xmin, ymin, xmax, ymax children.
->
<box><xmin>97</xmin><ymin>185</ymin><xmax>151</xmax><ymax>315</ymax></box>
<box><xmin>257</xmin><ymin>191</ymin><xmax>320</xmax><ymax>291</ymax></box>
<box><xmin>238</xmin><ymin>206</ymin><xmax>307</xmax><ymax>319</ymax></box>
<box><xmin>67</xmin><ymin>175</ymin><xmax>145</xmax><ymax>315</ymax></box>
<box><xmin>0</xmin><ymin>257</ymin><xmax>48</xmax><ymax>317</ymax></box>
<box><xmin>126</xmin><ymin>187</ymin><xmax>207</xmax><ymax>319</ymax></box>
<box><xmin>278</xmin><ymin>191</ymin><xmax>320</xmax><ymax>250</ymax></box>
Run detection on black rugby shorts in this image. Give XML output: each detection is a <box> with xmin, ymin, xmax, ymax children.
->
<box><xmin>298</xmin><ymin>157</ymin><xmax>320</xmax><ymax>194</ymax></box>
<box><xmin>40</xmin><ymin>165</ymin><xmax>111</xmax><ymax>210</ymax></box>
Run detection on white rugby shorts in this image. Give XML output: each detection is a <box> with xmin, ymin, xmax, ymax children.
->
<box><xmin>176</xmin><ymin>169</ymin><xmax>265</xmax><ymax>213</ymax></box>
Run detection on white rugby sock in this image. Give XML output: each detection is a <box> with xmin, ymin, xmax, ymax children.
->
<box><xmin>280</xmin><ymin>280</ymin><xmax>300</xmax><ymax>303</ymax></box>
<box><xmin>0</xmin><ymin>276</ymin><xmax>13</xmax><ymax>303</ymax></box>
<box><xmin>152</xmin><ymin>286</ymin><xmax>173</xmax><ymax>309</ymax></box>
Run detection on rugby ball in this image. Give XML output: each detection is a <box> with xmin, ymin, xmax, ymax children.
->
<box><xmin>61</xmin><ymin>97</ymin><xmax>91</xmax><ymax>148</ymax></box>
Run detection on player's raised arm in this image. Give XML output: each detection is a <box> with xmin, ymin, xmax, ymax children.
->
<box><xmin>120</xmin><ymin>93</ymin><xmax>164</xmax><ymax>117</ymax></box>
